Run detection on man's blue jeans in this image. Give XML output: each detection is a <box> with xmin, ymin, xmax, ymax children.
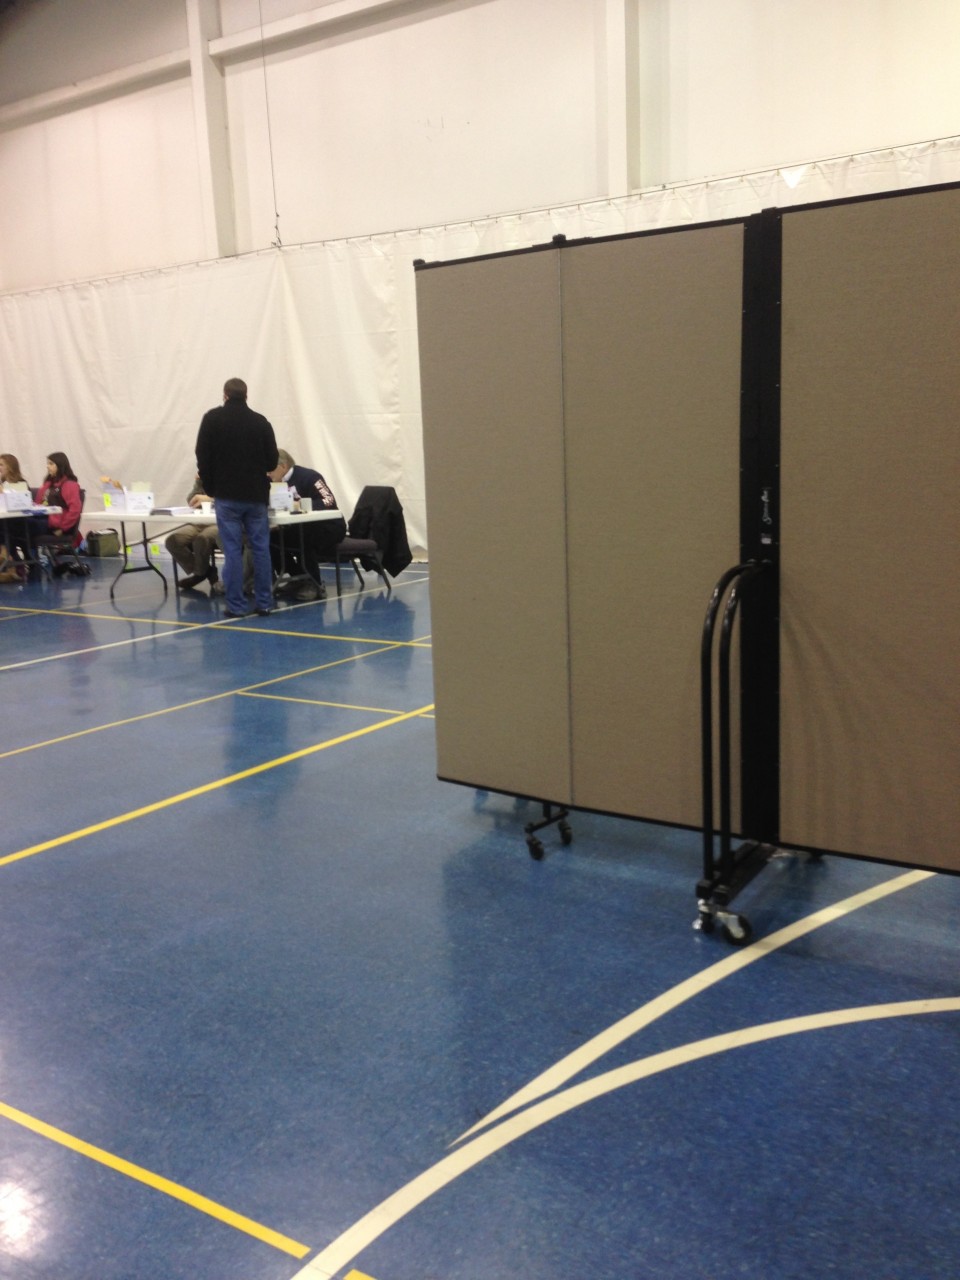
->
<box><xmin>214</xmin><ymin>499</ymin><xmax>272</xmax><ymax>613</ymax></box>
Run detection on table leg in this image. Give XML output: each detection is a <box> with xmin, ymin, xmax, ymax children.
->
<box><xmin>109</xmin><ymin>519</ymin><xmax>168</xmax><ymax>598</ymax></box>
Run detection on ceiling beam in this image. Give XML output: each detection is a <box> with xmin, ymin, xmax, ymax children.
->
<box><xmin>210</xmin><ymin>0</ymin><xmax>426</xmax><ymax>62</ymax></box>
<box><xmin>0</xmin><ymin>51</ymin><xmax>188</xmax><ymax>132</ymax></box>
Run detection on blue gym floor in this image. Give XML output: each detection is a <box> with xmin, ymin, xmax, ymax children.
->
<box><xmin>0</xmin><ymin>557</ymin><xmax>957</xmax><ymax>1280</ymax></box>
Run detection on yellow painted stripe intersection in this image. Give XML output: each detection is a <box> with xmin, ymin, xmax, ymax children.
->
<box><xmin>0</xmin><ymin>704</ymin><xmax>434</xmax><ymax>868</ymax></box>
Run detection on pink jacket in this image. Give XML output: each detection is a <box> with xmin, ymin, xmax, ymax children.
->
<box><xmin>36</xmin><ymin>476</ymin><xmax>83</xmax><ymax>540</ymax></box>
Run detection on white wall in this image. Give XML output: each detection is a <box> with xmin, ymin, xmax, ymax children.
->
<box><xmin>5</xmin><ymin>0</ymin><xmax>956</xmax><ymax>292</ymax></box>
<box><xmin>225</xmin><ymin>0</ymin><xmax>604</xmax><ymax>251</ymax></box>
<box><xmin>1</xmin><ymin>0</ymin><xmax>959</xmax><ymax>557</ymax></box>
<box><xmin>0</xmin><ymin>80</ymin><xmax>206</xmax><ymax>286</ymax></box>
<box><xmin>0</xmin><ymin>0</ymin><xmax>611</xmax><ymax>289</ymax></box>
<box><xmin>658</xmin><ymin>0</ymin><xmax>960</xmax><ymax>184</ymax></box>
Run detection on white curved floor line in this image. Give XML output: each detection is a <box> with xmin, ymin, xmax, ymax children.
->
<box><xmin>453</xmin><ymin>867</ymin><xmax>933</xmax><ymax>1143</ymax></box>
<box><xmin>293</xmin><ymin>996</ymin><xmax>960</xmax><ymax>1279</ymax></box>
<box><xmin>0</xmin><ymin>623</ymin><xmax>197</xmax><ymax>671</ymax></box>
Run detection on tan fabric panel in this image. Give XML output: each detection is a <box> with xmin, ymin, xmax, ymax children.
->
<box><xmin>416</xmin><ymin>251</ymin><xmax>573</xmax><ymax>801</ymax></box>
<box><xmin>780</xmin><ymin>190</ymin><xmax>960</xmax><ymax>868</ymax></box>
<box><xmin>562</xmin><ymin>226</ymin><xmax>744</xmax><ymax>825</ymax></box>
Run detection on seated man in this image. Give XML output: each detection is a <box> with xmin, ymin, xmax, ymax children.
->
<box><xmin>165</xmin><ymin>474</ymin><xmax>223</xmax><ymax>593</ymax></box>
<box><xmin>268</xmin><ymin>448</ymin><xmax>346</xmax><ymax>601</ymax></box>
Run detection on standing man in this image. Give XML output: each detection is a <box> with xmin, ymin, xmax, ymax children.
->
<box><xmin>195</xmin><ymin>377</ymin><xmax>278</xmax><ymax>618</ymax></box>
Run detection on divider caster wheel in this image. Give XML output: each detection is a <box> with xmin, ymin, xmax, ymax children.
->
<box><xmin>526</xmin><ymin>835</ymin><xmax>545</xmax><ymax>860</ymax></box>
<box><xmin>719</xmin><ymin>912</ymin><xmax>752</xmax><ymax>946</ymax></box>
<box><xmin>694</xmin><ymin>899</ymin><xmax>717</xmax><ymax>933</ymax></box>
<box><xmin>558</xmin><ymin>820</ymin><xmax>572</xmax><ymax>846</ymax></box>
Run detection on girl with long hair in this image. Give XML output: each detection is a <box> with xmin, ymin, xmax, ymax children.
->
<box><xmin>34</xmin><ymin>452</ymin><xmax>83</xmax><ymax>540</ymax></box>
<box><xmin>0</xmin><ymin>453</ymin><xmax>28</xmax><ymax>487</ymax></box>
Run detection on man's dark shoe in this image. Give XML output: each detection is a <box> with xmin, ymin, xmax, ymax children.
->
<box><xmin>222</xmin><ymin>608</ymin><xmax>248</xmax><ymax>619</ymax></box>
<box><xmin>178</xmin><ymin>573</ymin><xmax>204</xmax><ymax>591</ymax></box>
<box><xmin>255</xmin><ymin>607</ymin><xmax>273</xmax><ymax>617</ymax></box>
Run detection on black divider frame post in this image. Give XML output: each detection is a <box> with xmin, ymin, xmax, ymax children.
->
<box><xmin>694</xmin><ymin>210</ymin><xmax>783</xmax><ymax>943</ymax></box>
<box><xmin>738</xmin><ymin>208</ymin><xmax>782</xmax><ymax>843</ymax></box>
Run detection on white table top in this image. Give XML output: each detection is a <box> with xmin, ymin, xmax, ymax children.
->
<box><xmin>0</xmin><ymin>505</ymin><xmax>62</xmax><ymax>517</ymax></box>
<box><xmin>86</xmin><ymin>506</ymin><xmax>342</xmax><ymax>526</ymax></box>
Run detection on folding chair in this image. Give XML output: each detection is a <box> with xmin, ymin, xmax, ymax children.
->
<box><xmin>329</xmin><ymin>534</ymin><xmax>391</xmax><ymax>596</ymax></box>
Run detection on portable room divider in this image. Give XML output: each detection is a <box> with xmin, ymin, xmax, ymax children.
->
<box><xmin>777</xmin><ymin>187</ymin><xmax>960</xmax><ymax>871</ymax></box>
<box><xmin>414</xmin><ymin>181</ymin><xmax>960</xmax><ymax>939</ymax></box>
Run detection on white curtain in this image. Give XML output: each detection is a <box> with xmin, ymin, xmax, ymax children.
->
<box><xmin>2</xmin><ymin>135</ymin><xmax>958</xmax><ymax>557</ymax></box>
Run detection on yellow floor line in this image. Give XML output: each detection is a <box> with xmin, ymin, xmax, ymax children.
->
<box><xmin>0</xmin><ymin>1099</ymin><xmax>309</xmax><ymax>1258</ymax></box>
<box><xmin>0</xmin><ymin>615</ymin><xmax>429</xmax><ymax>672</ymax></box>
<box><xmin>1</xmin><ymin>599</ymin><xmax>430</xmax><ymax>643</ymax></box>
<box><xmin>0</xmin><ymin>704</ymin><xmax>433</xmax><ymax>868</ymax></box>
<box><xmin>0</xmin><ymin>626</ymin><xmax>203</xmax><ymax>672</ymax></box>
<box><xmin>0</xmin><ymin>643</ymin><xmax>414</xmax><ymax>761</ymax></box>
<box><xmin>264</xmin><ymin>634</ymin><xmax>430</xmax><ymax>648</ymax></box>
<box><xmin>212</xmin><ymin>621</ymin><xmax>430</xmax><ymax>647</ymax></box>
<box><xmin>239</xmin><ymin>691</ymin><xmax>411</xmax><ymax>715</ymax></box>
<box><xmin>295</xmin><ymin>997</ymin><xmax>960</xmax><ymax>1279</ymax></box>
<box><xmin>0</xmin><ymin>604</ymin><xmax>198</xmax><ymax>627</ymax></box>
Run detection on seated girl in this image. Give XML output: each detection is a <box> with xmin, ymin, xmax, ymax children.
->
<box><xmin>0</xmin><ymin>453</ymin><xmax>30</xmax><ymax>490</ymax></box>
<box><xmin>0</xmin><ymin>453</ymin><xmax>33</xmax><ymax>571</ymax></box>
<box><xmin>33</xmin><ymin>451</ymin><xmax>83</xmax><ymax>543</ymax></box>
